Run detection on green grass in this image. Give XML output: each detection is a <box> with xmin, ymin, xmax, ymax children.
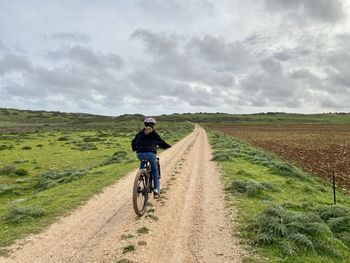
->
<box><xmin>208</xmin><ymin>131</ymin><xmax>350</xmax><ymax>263</ymax></box>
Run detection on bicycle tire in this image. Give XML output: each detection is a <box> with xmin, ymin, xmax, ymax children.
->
<box><xmin>133</xmin><ymin>169</ymin><xmax>149</xmax><ymax>216</ymax></box>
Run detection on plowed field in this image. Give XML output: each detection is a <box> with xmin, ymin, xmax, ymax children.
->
<box><xmin>211</xmin><ymin>124</ymin><xmax>350</xmax><ymax>191</ymax></box>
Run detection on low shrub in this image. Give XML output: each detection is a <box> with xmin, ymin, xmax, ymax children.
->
<box><xmin>4</xmin><ymin>205</ymin><xmax>45</xmax><ymax>224</ymax></box>
<box><xmin>73</xmin><ymin>143</ymin><xmax>97</xmax><ymax>151</ymax></box>
<box><xmin>269</xmin><ymin>162</ymin><xmax>308</xmax><ymax>180</ymax></box>
<box><xmin>21</xmin><ymin>146</ymin><xmax>32</xmax><ymax>150</ymax></box>
<box><xmin>211</xmin><ymin>152</ymin><xmax>231</xmax><ymax>161</ymax></box>
<box><xmin>0</xmin><ymin>184</ymin><xmax>15</xmax><ymax>195</ymax></box>
<box><xmin>101</xmin><ymin>151</ymin><xmax>130</xmax><ymax>165</ymax></box>
<box><xmin>226</xmin><ymin>179</ymin><xmax>275</xmax><ymax>197</ymax></box>
<box><xmin>14</xmin><ymin>168</ymin><xmax>29</xmax><ymax>177</ymax></box>
<box><xmin>0</xmin><ymin>144</ymin><xmax>14</xmax><ymax>150</ymax></box>
<box><xmin>36</xmin><ymin>168</ymin><xmax>88</xmax><ymax>191</ymax></box>
<box><xmin>0</xmin><ymin>164</ymin><xmax>16</xmax><ymax>175</ymax></box>
<box><xmin>13</xmin><ymin>159</ymin><xmax>29</xmax><ymax>164</ymax></box>
<box><xmin>250</xmin><ymin>203</ymin><xmax>340</xmax><ymax>257</ymax></box>
<box><xmin>57</xmin><ymin>136</ymin><xmax>70</xmax><ymax>141</ymax></box>
<box><xmin>82</xmin><ymin>137</ymin><xmax>102</xmax><ymax>142</ymax></box>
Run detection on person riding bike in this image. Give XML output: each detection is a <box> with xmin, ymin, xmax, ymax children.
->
<box><xmin>131</xmin><ymin>117</ymin><xmax>171</xmax><ymax>198</ymax></box>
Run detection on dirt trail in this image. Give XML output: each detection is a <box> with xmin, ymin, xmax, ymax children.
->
<box><xmin>2</xmin><ymin>126</ymin><xmax>244</xmax><ymax>263</ymax></box>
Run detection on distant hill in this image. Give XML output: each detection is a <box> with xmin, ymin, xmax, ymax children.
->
<box><xmin>1</xmin><ymin>108</ymin><xmax>349</xmax><ymax>132</ymax></box>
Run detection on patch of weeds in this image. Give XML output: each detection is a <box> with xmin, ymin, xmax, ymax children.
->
<box><xmin>4</xmin><ymin>205</ymin><xmax>45</xmax><ymax>224</ymax></box>
<box><xmin>211</xmin><ymin>152</ymin><xmax>231</xmax><ymax>161</ymax></box>
<box><xmin>57</xmin><ymin>136</ymin><xmax>70</xmax><ymax>141</ymax></box>
<box><xmin>0</xmin><ymin>248</ymin><xmax>11</xmax><ymax>257</ymax></box>
<box><xmin>269</xmin><ymin>162</ymin><xmax>308</xmax><ymax>180</ymax></box>
<box><xmin>116</xmin><ymin>259</ymin><xmax>132</xmax><ymax>263</ymax></box>
<box><xmin>250</xmin><ymin>203</ymin><xmax>344</xmax><ymax>258</ymax></box>
<box><xmin>120</xmin><ymin>234</ymin><xmax>134</xmax><ymax>240</ymax></box>
<box><xmin>13</xmin><ymin>159</ymin><xmax>29</xmax><ymax>164</ymax></box>
<box><xmin>137</xmin><ymin>226</ymin><xmax>150</xmax><ymax>235</ymax></box>
<box><xmin>138</xmin><ymin>240</ymin><xmax>147</xmax><ymax>246</ymax></box>
<box><xmin>36</xmin><ymin>144</ymin><xmax>43</xmax><ymax>148</ymax></box>
<box><xmin>236</xmin><ymin>170</ymin><xmax>254</xmax><ymax>177</ymax></box>
<box><xmin>14</xmin><ymin>168</ymin><xmax>29</xmax><ymax>177</ymax></box>
<box><xmin>0</xmin><ymin>184</ymin><xmax>15</xmax><ymax>195</ymax></box>
<box><xmin>122</xmin><ymin>244</ymin><xmax>135</xmax><ymax>254</ymax></box>
<box><xmin>242</xmin><ymin>256</ymin><xmax>261</xmax><ymax>263</ymax></box>
<box><xmin>145</xmin><ymin>214</ymin><xmax>159</xmax><ymax>221</ymax></box>
<box><xmin>147</xmin><ymin>208</ymin><xmax>155</xmax><ymax>214</ymax></box>
<box><xmin>21</xmin><ymin>146</ymin><xmax>32</xmax><ymax>150</ymax></box>
<box><xmin>0</xmin><ymin>144</ymin><xmax>14</xmax><ymax>150</ymax></box>
<box><xmin>0</xmin><ymin>164</ymin><xmax>16</xmax><ymax>175</ymax></box>
<box><xmin>72</xmin><ymin>143</ymin><xmax>97</xmax><ymax>151</ymax></box>
<box><xmin>101</xmin><ymin>151</ymin><xmax>130</xmax><ymax>165</ymax></box>
<box><xmin>302</xmin><ymin>185</ymin><xmax>315</xmax><ymax>194</ymax></box>
<box><xmin>36</xmin><ymin>168</ymin><xmax>88</xmax><ymax>191</ymax></box>
<box><xmin>82</xmin><ymin>136</ymin><xmax>102</xmax><ymax>142</ymax></box>
<box><xmin>226</xmin><ymin>179</ymin><xmax>273</xmax><ymax>197</ymax></box>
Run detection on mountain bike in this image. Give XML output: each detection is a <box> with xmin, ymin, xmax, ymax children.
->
<box><xmin>132</xmin><ymin>157</ymin><xmax>161</xmax><ymax>216</ymax></box>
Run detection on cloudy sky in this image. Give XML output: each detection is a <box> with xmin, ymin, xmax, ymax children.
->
<box><xmin>0</xmin><ymin>0</ymin><xmax>349</xmax><ymax>115</ymax></box>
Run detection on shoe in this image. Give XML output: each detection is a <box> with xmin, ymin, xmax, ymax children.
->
<box><xmin>153</xmin><ymin>189</ymin><xmax>160</xmax><ymax>199</ymax></box>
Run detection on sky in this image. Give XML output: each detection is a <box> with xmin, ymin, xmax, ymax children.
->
<box><xmin>0</xmin><ymin>0</ymin><xmax>349</xmax><ymax>116</ymax></box>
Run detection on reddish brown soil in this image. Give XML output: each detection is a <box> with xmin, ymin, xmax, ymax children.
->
<box><xmin>211</xmin><ymin>124</ymin><xmax>350</xmax><ymax>191</ymax></box>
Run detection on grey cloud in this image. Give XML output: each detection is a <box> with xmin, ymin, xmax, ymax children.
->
<box><xmin>260</xmin><ymin>58</ymin><xmax>282</xmax><ymax>75</ymax></box>
<box><xmin>138</xmin><ymin>0</ymin><xmax>214</xmax><ymax>22</ymax></box>
<box><xmin>188</xmin><ymin>35</ymin><xmax>254</xmax><ymax>72</ymax></box>
<box><xmin>239</xmin><ymin>58</ymin><xmax>302</xmax><ymax>108</ymax></box>
<box><xmin>0</xmin><ymin>54</ymin><xmax>33</xmax><ymax>75</ymax></box>
<box><xmin>131</xmin><ymin>29</ymin><xmax>180</xmax><ymax>57</ymax></box>
<box><xmin>51</xmin><ymin>32</ymin><xmax>90</xmax><ymax>43</ymax></box>
<box><xmin>47</xmin><ymin>46</ymin><xmax>124</xmax><ymax>69</ymax></box>
<box><xmin>264</xmin><ymin>0</ymin><xmax>346</xmax><ymax>23</ymax></box>
<box><xmin>273</xmin><ymin>48</ymin><xmax>311</xmax><ymax>61</ymax></box>
<box><xmin>0</xmin><ymin>39</ymin><xmax>5</xmax><ymax>50</ymax></box>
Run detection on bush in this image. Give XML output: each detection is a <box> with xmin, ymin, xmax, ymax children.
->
<box><xmin>14</xmin><ymin>168</ymin><xmax>29</xmax><ymax>177</ymax></box>
<box><xmin>82</xmin><ymin>137</ymin><xmax>102</xmax><ymax>142</ymax></box>
<box><xmin>211</xmin><ymin>152</ymin><xmax>231</xmax><ymax>161</ymax></box>
<box><xmin>36</xmin><ymin>144</ymin><xmax>43</xmax><ymax>148</ymax></box>
<box><xmin>21</xmin><ymin>146</ymin><xmax>32</xmax><ymax>150</ymax></box>
<box><xmin>73</xmin><ymin>143</ymin><xmax>97</xmax><ymax>151</ymax></box>
<box><xmin>251</xmin><ymin>203</ymin><xmax>337</xmax><ymax>255</ymax></box>
<box><xmin>57</xmin><ymin>136</ymin><xmax>70</xmax><ymax>141</ymax></box>
<box><xmin>0</xmin><ymin>164</ymin><xmax>16</xmax><ymax>175</ymax></box>
<box><xmin>0</xmin><ymin>144</ymin><xmax>14</xmax><ymax>150</ymax></box>
<box><xmin>269</xmin><ymin>162</ymin><xmax>308</xmax><ymax>180</ymax></box>
<box><xmin>101</xmin><ymin>151</ymin><xmax>130</xmax><ymax>165</ymax></box>
<box><xmin>36</xmin><ymin>168</ymin><xmax>88</xmax><ymax>191</ymax></box>
<box><xmin>226</xmin><ymin>179</ymin><xmax>275</xmax><ymax>197</ymax></box>
<box><xmin>4</xmin><ymin>205</ymin><xmax>45</xmax><ymax>224</ymax></box>
<box><xmin>0</xmin><ymin>184</ymin><xmax>15</xmax><ymax>195</ymax></box>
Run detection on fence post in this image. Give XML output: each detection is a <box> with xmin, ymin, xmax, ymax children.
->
<box><xmin>333</xmin><ymin>171</ymin><xmax>336</xmax><ymax>205</ymax></box>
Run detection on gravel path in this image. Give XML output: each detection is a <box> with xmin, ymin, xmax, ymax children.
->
<box><xmin>2</xmin><ymin>126</ymin><xmax>244</xmax><ymax>263</ymax></box>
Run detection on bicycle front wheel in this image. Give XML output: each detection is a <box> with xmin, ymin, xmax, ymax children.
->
<box><xmin>132</xmin><ymin>169</ymin><xmax>149</xmax><ymax>216</ymax></box>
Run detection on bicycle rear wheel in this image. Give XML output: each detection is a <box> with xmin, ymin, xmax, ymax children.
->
<box><xmin>133</xmin><ymin>169</ymin><xmax>149</xmax><ymax>216</ymax></box>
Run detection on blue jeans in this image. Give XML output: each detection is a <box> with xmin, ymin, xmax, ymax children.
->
<box><xmin>137</xmin><ymin>152</ymin><xmax>159</xmax><ymax>191</ymax></box>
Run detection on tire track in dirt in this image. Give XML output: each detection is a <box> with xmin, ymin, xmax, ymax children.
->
<box><xmin>1</xmin><ymin>126</ymin><xmax>244</xmax><ymax>263</ymax></box>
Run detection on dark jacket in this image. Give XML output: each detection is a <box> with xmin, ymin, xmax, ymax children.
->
<box><xmin>131</xmin><ymin>128</ymin><xmax>171</xmax><ymax>153</ymax></box>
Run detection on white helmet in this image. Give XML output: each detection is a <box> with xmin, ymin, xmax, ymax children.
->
<box><xmin>144</xmin><ymin>117</ymin><xmax>156</xmax><ymax>126</ymax></box>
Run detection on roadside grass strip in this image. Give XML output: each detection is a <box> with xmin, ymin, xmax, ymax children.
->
<box><xmin>209</xmin><ymin>132</ymin><xmax>350</xmax><ymax>263</ymax></box>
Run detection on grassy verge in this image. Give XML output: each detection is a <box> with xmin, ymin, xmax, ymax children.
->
<box><xmin>0</xmin><ymin>121</ymin><xmax>194</xmax><ymax>250</ymax></box>
<box><xmin>208</xmin><ymin>131</ymin><xmax>350</xmax><ymax>263</ymax></box>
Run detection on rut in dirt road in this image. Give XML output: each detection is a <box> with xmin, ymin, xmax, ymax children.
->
<box><xmin>1</xmin><ymin>126</ymin><xmax>244</xmax><ymax>263</ymax></box>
